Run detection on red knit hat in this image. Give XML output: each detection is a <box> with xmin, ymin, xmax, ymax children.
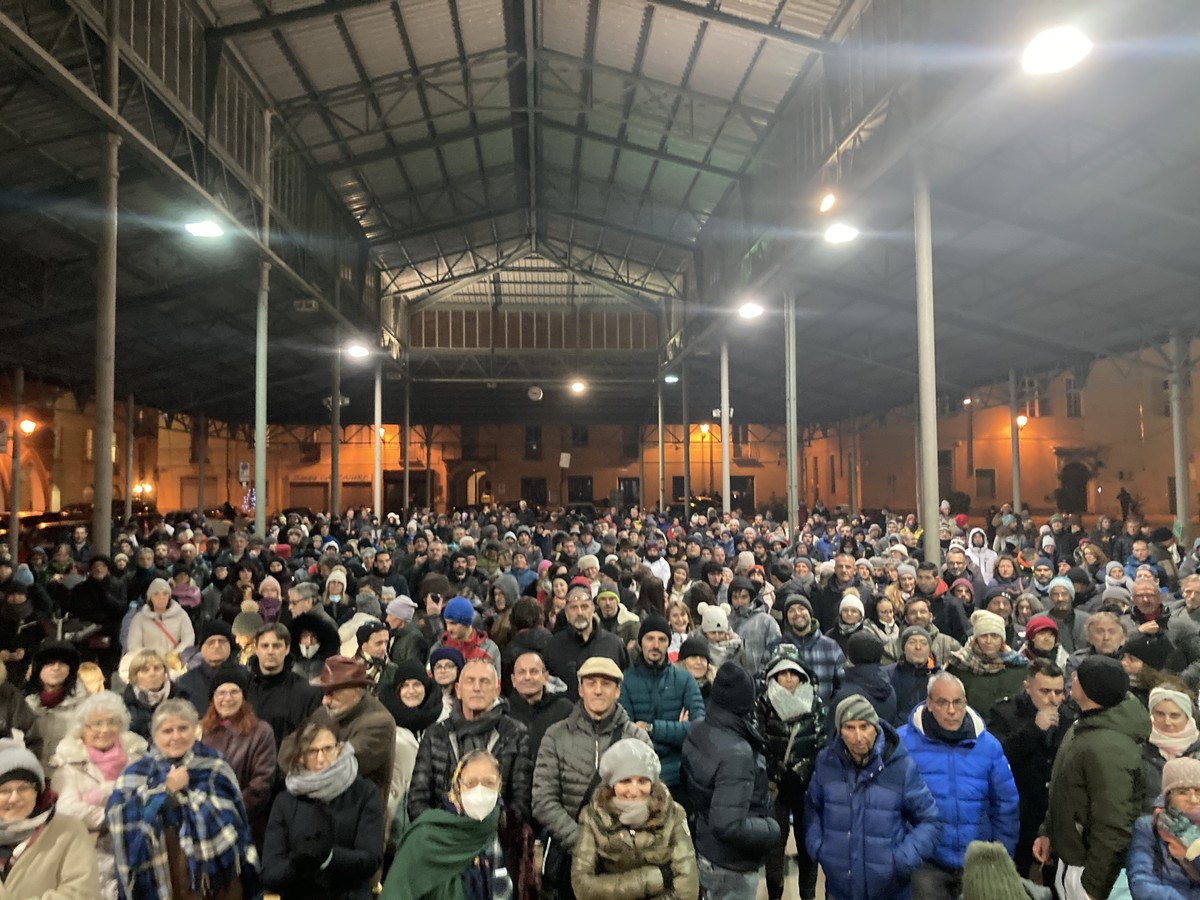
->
<box><xmin>1023</xmin><ymin>615</ymin><xmax>1059</xmax><ymax>640</ymax></box>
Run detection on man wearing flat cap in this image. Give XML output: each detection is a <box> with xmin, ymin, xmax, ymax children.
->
<box><xmin>534</xmin><ymin>656</ymin><xmax>650</xmax><ymax>899</ymax></box>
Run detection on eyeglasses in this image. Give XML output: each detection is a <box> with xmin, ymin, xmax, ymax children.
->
<box><xmin>0</xmin><ymin>783</ymin><xmax>36</xmax><ymax>799</ymax></box>
<box><xmin>1173</xmin><ymin>787</ymin><xmax>1200</xmax><ymax>801</ymax></box>
<box><xmin>459</xmin><ymin>775</ymin><xmax>501</xmax><ymax>791</ymax></box>
<box><xmin>929</xmin><ymin>697</ymin><xmax>967</xmax><ymax>710</ymax></box>
<box><xmin>83</xmin><ymin>717</ymin><xmax>121</xmax><ymax>730</ymax></box>
<box><xmin>305</xmin><ymin>742</ymin><xmax>341</xmax><ymax>760</ymax></box>
<box><xmin>213</xmin><ymin>688</ymin><xmax>243</xmax><ymax>699</ymax></box>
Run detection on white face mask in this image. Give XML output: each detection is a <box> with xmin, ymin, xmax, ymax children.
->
<box><xmin>299</xmin><ymin>644</ymin><xmax>319</xmax><ymax>659</ymax></box>
<box><xmin>459</xmin><ymin>785</ymin><xmax>499</xmax><ymax>821</ymax></box>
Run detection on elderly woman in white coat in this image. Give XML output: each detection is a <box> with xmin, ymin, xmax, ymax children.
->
<box><xmin>124</xmin><ymin>578</ymin><xmax>195</xmax><ymax>657</ymax></box>
<box><xmin>51</xmin><ymin>690</ymin><xmax>147</xmax><ymax>900</ymax></box>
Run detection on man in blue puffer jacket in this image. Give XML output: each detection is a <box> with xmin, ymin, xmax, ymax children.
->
<box><xmin>899</xmin><ymin>671</ymin><xmax>1020</xmax><ymax>899</ymax></box>
<box><xmin>619</xmin><ymin>614</ymin><xmax>706</xmax><ymax>795</ymax></box>
<box><xmin>804</xmin><ymin>693</ymin><xmax>942</xmax><ymax>899</ymax></box>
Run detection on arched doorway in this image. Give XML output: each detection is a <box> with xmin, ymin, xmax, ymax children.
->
<box><xmin>448</xmin><ymin>465</ymin><xmax>490</xmax><ymax>508</ymax></box>
<box><xmin>1058</xmin><ymin>462</ymin><xmax>1091</xmax><ymax>514</ymax></box>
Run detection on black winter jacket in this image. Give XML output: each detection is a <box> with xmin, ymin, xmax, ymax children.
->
<box><xmin>682</xmin><ymin>704</ymin><xmax>780</xmax><ymax>872</ymax></box>
<box><xmin>542</xmin><ymin>618</ymin><xmax>629</xmax><ymax>700</ymax></box>
<box><xmin>406</xmin><ymin>698</ymin><xmax>533</xmax><ymax>824</ymax></box>
<box><xmin>261</xmin><ymin>774</ymin><xmax>384</xmax><ymax>900</ymax></box>
<box><xmin>245</xmin><ymin>655</ymin><xmax>323</xmax><ymax>747</ymax></box>
<box><xmin>122</xmin><ymin>681</ymin><xmax>179</xmax><ymax>740</ymax></box>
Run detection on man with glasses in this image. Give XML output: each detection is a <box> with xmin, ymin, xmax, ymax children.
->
<box><xmin>281</xmin><ymin>655</ymin><xmax>395</xmax><ymax>807</ymax></box>
<box><xmin>1124</xmin><ymin>579</ymin><xmax>1172</xmax><ymax>638</ymax></box>
<box><xmin>543</xmin><ymin>585</ymin><xmax>629</xmax><ymax>701</ymax></box>
<box><xmin>1045</xmin><ymin>575</ymin><xmax>1091</xmax><ymax>653</ymax></box>
<box><xmin>898</xmin><ymin>672</ymin><xmax>1019</xmax><ymax>899</ymax></box>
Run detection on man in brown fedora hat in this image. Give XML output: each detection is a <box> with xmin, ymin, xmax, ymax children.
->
<box><xmin>279</xmin><ymin>655</ymin><xmax>396</xmax><ymax>805</ymax></box>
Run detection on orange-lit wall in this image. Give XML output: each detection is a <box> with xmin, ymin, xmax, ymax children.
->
<box><xmin>3</xmin><ymin>339</ymin><xmax>1196</xmax><ymax>526</ymax></box>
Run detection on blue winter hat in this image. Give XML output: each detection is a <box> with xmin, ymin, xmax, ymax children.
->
<box><xmin>1034</xmin><ymin>556</ymin><xmax>1054</xmax><ymax>571</ymax></box>
<box><xmin>1047</xmin><ymin>576</ymin><xmax>1075</xmax><ymax>600</ymax></box>
<box><xmin>443</xmin><ymin>596</ymin><xmax>476</xmax><ymax>626</ymax></box>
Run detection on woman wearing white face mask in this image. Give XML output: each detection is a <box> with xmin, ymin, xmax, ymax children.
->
<box><xmin>382</xmin><ymin>749</ymin><xmax>513</xmax><ymax>900</ymax></box>
<box><xmin>262</xmin><ymin>709</ymin><xmax>384</xmax><ymax>900</ymax></box>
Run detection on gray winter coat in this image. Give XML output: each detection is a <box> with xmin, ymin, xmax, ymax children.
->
<box><xmin>729</xmin><ymin>598</ymin><xmax>781</xmax><ymax>676</ymax></box>
<box><xmin>532</xmin><ymin>702</ymin><xmax>651</xmax><ymax>850</ymax></box>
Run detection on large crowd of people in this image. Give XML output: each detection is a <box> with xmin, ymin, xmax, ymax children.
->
<box><xmin>1</xmin><ymin>497</ymin><xmax>1199</xmax><ymax>899</ymax></box>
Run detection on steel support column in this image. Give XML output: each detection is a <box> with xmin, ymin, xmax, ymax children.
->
<box><xmin>848</xmin><ymin>418</ymin><xmax>859</xmax><ymax>514</ymax></box>
<box><xmin>425</xmin><ymin>429</ymin><xmax>432</xmax><ymax>510</ymax></box>
<box><xmin>331</xmin><ymin>344</ymin><xmax>342</xmax><ymax>518</ymax></box>
<box><xmin>373</xmin><ymin>361</ymin><xmax>383</xmax><ymax>518</ymax></box>
<box><xmin>1009</xmin><ymin>369</ymin><xmax>1022</xmax><ymax>516</ymax></box>
<box><xmin>720</xmin><ymin>341</ymin><xmax>731</xmax><ymax>516</ymax></box>
<box><xmin>92</xmin><ymin>0</ymin><xmax>121</xmax><ymax>554</ymax></box>
<box><xmin>124</xmin><ymin>395</ymin><xmax>134</xmax><ymax>523</ymax></box>
<box><xmin>8</xmin><ymin>367</ymin><xmax>22</xmax><ymax>563</ymax></box>
<box><xmin>1170</xmin><ymin>333</ymin><xmax>1192</xmax><ymax>542</ymax></box>
<box><xmin>254</xmin><ymin>109</ymin><xmax>272</xmax><ymax>538</ymax></box>
<box><xmin>197</xmin><ymin>413</ymin><xmax>207</xmax><ymax>511</ymax></box>
<box><xmin>403</xmin><ymin>378</ymin><xmax>411</xmax><ymax>511</ymax></box>
<box><xmin>657</xmin><ymin>382</ymin><xmax>665</xmax><ymax>514</ymax></box>
<box><xmin>913</xmin><ymin>162</ymin><xmax>941</xmax><ymax>564</ymax></box>
<box><xmin>681</xmin><ymin>363</ymin><xmax>690</xmax><ymax>519</ymax></box>
<box><xmin>784</xmin><ymin>292</ymin><xmax>799</xmax><ymax>531</ymax></box>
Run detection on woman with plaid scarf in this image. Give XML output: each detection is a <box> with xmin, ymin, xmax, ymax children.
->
<box><xmin>106</xmin><ymin>698</ymin><xmax>261</xmax><ymax>900</ymax></box>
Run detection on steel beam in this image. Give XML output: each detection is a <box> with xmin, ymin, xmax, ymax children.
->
<box><xmin>540</xmin><ymin>120</ymin><xmax>744</xmax><ymax>180</ymax></box>
<box><xmin>645</xmin><ymin>0</ymin><xmax>832</xmax><ymax>52</ymax></box>
<box><xmin>0</xmin><ymin>10</ymin><xmax>377</xmax><ymax>350</ymax></box>
<box><xmin>208</xmin><ymin>0</ymin><xmax>391</xmax><ymax>41</ymax></box>
<box><xmin>407</xmin><ymin>246</ymin><xmax>533</xmax><ymax>313</ymax></box>
<box><xmin>368</xmin><ymin>207</ymin><xmax>523</xmax><ymax>246</ymax></box>
<box><xmin>311</xmin><ymin>119</ymin><xmax>518</xmax><ymax>176</ymax></box>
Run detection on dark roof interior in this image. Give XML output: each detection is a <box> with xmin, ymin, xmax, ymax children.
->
<box><xmin>0</xmin><ymin>0</ymin><xmax>1197</xmax><ymax>428</ymax></box>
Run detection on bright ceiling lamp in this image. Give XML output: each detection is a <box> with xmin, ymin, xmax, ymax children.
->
<box><xmin>346</xmin><ymin>343</ymin><xmax>370</xmax><ymax>358</ymax></box>
<box><xmin>818</xmin><ymin>192</ymin><xmax>838</xmax><ymax>213</ymax></box>
<box><xmin>1021</xmin><ymin>25</ymin><xmax>1092</xmax><ymax>74</ymax></box>
<box><xmin>824</xmin><ymin>222</ymin><xmax>859</xmax><ymax>244</ymax></box>
<box><xmin>570</xmin><ymin>381</ymin><xmax>587</xmax><ymax>394</ymax></box>
<box><xmin>738</xmin><ymin>301</ymin><xmax>764</xmax><ymax>319</ymax></box>
<box><xmin>185</xmin><ymin>219</ymin><xmax>224</xmax><ymax>238</ymax></box>
<box><xmin>663</xmin><ymin>374</ymin><xmax>679</xmax><ymax>384</ymax></box>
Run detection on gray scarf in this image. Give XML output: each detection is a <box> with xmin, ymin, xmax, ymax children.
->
<box><xmin>285</xmin><ymin>742</ymin><xmax>359</xmax><ymax>802</ymax></box>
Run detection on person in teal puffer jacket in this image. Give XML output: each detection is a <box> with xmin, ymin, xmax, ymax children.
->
<box><xmin>619</xmin><ymin>615</ymin><xmax>705</xmax><ymax>793</ymax></box>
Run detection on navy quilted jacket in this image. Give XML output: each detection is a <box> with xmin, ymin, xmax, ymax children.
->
<box><xmin>804</xmin><ymin>720</ymin><xmax>941</xmax><ymax>900</ymax></box>
<box><xmin>619</xmin><ymin>659</ymin><xmax>706</xmax><ymax>786</ymax></box>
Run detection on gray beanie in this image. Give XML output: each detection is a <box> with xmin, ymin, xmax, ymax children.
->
<box><xmin>598</xmin><ymin>738</ymin><xmax>661</xmax><ymax>787</ymax></box>
<box><xmin>900</xmin><ymin>625</ymin><xmax>932</xmax><ymax>650</ymax></box>
<box><xmin>835</xmin><ymin>693</ymin><xmax>880</xmax><ymax>732</ymax></box>
<box><xmin>0</xmin><ymin>738</ymin><xmax>44</xmax><ymax>791</ymax></box>
<box><xmin>896</xmin><ymin>564</ymin><xmax>917</xmax><ymax>579</ymax></box>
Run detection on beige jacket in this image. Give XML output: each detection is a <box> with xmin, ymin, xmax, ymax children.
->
<box><xmin>0</xmin><ymin>810</ymin><xmax>100</xmax><ymax>900</ymax></box>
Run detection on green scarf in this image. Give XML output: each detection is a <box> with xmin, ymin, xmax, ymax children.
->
<box><xmin>381</xmin><ymin>806</ymin><xmax>501</xmax><ymax>900</ymax></box>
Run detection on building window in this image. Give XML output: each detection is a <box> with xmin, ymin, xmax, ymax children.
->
<box><xmin>570</xmin><ymin>425</ymin><xmax>589</xmax><ymax>447</ymax></box>
<box><xmin>975</xmin><ymin>468</ymin><xmax>996</xmax><ymax>500</ymax></box>
<box><xmin>812</xmin><ymin>455</ymin><xmax>819</xmax><ymax>496</ymax></box>
<box><xmin>829</xmin><ymin>454</ymin><xmax>836</xmax><ymax>496</ymax></box>
<box><xmin>1065</xmin><ymin>377</ymin><xmax>1082</xmax><ymax>418</ymax></box>
<box><xmin>732</xmin><ymin>423</ymin><xmax>750</xmax><ymax>453</ymax></box>
<box><xmin>1021</xmin><ymin>376</ymin><xmax>1050</xmax><ymax>417</ymax></box>
<box><xmin>461</xmin><ymin>425</ymin><xmax>480</xmax><ymax>458</ymax></box>
<box><xmin>520</xmin><ymin>477</ymin><xmax>547</xmax><ymax>506</ymax></box>
<box><xmin>567</xmin><ymin>475</ymin><xmax>593</xmax><ymax>503</ymax></box>
<box><xmin>621</xmin><ymin>426</ymin><xmax>640</xmax><ymax>458</ymax></box>
<box><xmin>524</xmin><ymin>426</ymin><xmax>542</xmax><ymax>460</ymax></box>
<box><xmin>1161</xmin><ymin>380</ymin><xmax>1172</xmax><ymax>417</ymax></box>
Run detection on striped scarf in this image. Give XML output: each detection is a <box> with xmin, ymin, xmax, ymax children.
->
<box><xmin>106</xmin><ymin>741</ymin><xmax>261</xmax><ymax>899</ymax></box>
